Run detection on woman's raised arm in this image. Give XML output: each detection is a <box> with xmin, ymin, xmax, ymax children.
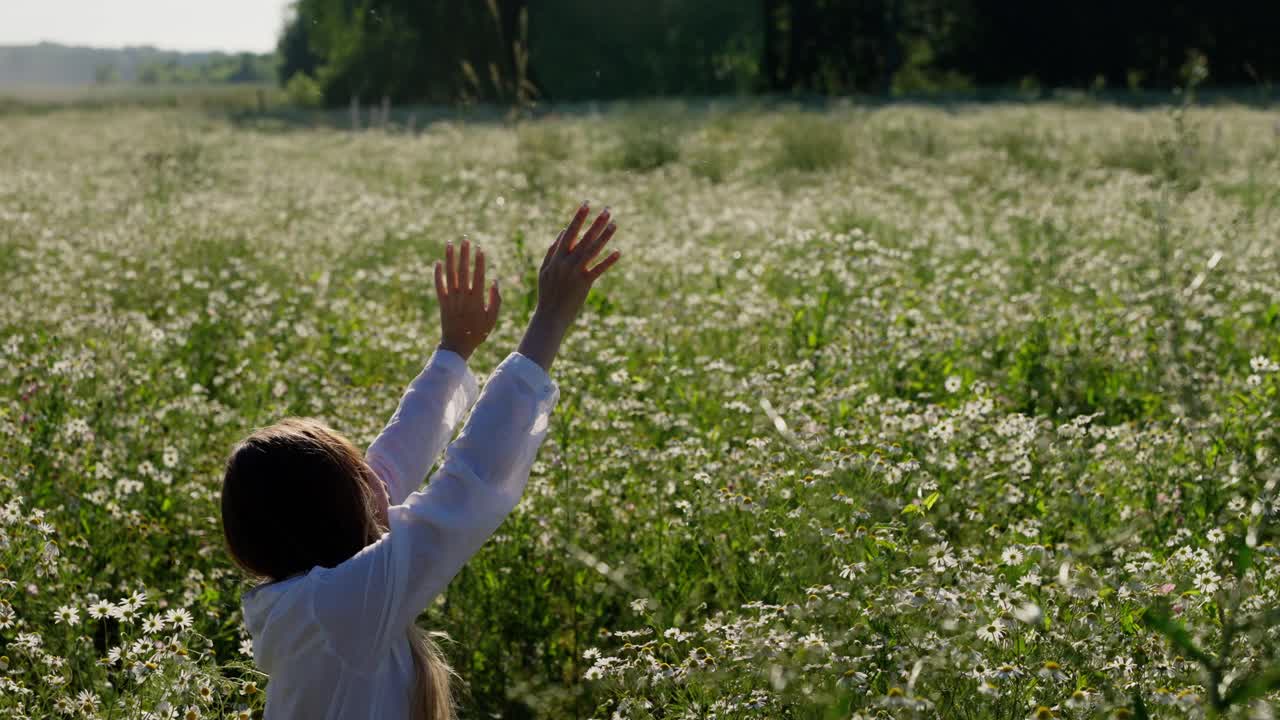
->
<box><xmin>315</xmin><ymin>350</ymin><xmax>558</xmax><ymax>667</ymax></box>
<box><xmin>366</xmin><ymin>236</ymin><xmax>500</xmax><ymax>504</ymax></box>
<box><xmin>365</xmin><ymin>348</ymin><xmax>480</xmax><ymax>505</ymax></box>
<box><xmin>311</xmin><ymin>203</ymin><xmax>620</xmax><ymax>668</ymax></box>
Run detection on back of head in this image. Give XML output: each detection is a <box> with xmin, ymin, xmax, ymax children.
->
<box><xmin>221</xmin><ymin>417</ymin><xmax>382</xmax><ymax>582</ymax></box>
<box><xmin>220</xmin><ymin>417</ymin><xmax>454</xmax><ymax>719</ymax></box>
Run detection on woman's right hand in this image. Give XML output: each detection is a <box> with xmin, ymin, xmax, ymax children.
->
<box><xmin>516</xmin><ymin>203</ymin><xmax>621</xmax><ymax>373</ymax></box>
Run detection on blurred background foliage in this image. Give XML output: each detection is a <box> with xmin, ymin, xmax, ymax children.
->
<box><xmin>276</xmin><ymin>0</ymin><xmax>1280</xmax><ymax>104</ymax></box>
<box><xmin>6</xmin><ymin>1</ymin><xmax>1278</xmax><ymax>105</ymax></box>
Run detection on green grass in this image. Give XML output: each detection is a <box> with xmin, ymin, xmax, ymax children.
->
<box><xmin>0</xmin><ymin>83</ymin><xmax>282</xmax><ymax>115</ymax></box>
<box><xmin>770</xmin><ymin>110</ymin><xmax>851</xmax><ymax>172</ymax></box>
<box><xmin>1</xmin><ymin>100</ymin><xmax>1279</xmax><ymax>719</ymax></box>
<box><xmin>599</xmin><ymin>108</ymin><xmax>683</xmax><ymax>173</ymax></box>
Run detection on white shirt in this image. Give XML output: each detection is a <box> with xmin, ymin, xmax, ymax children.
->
<box><xmin>241</xmin><ymin>349</ymin><xmax>559</xmax><ymax>719</ymax></box>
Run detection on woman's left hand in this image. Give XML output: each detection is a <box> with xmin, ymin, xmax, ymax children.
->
<box><xmin>435</xmin><ymin>238</ymin><xmax>500</xmax><ymax>362</ymax></box>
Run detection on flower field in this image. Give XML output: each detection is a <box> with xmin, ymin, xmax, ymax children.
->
<box><xmin>1</xmin><ymin>100</ymin><xmax>1279</xmax><ymax>718</ymax></box>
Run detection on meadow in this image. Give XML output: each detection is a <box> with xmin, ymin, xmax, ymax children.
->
<box><xmin>1</xmin><ymin>98</ymin><xmax>1278</xmax><ymax>719</ymax></box>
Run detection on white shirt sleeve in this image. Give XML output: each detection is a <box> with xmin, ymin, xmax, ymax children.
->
<box><xmin>311</xmin><ymin>351</ymin><xmax>559</xmax><ymax>668</ymax></box>
<box><xmin>365</xmin><ymin>347</ymin><xmax>481</xmax><ymax>505</ymax></box>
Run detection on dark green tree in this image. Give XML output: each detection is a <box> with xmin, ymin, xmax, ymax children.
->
<box><xmin>277</xmin><ymin>3</ymin><xmax>322</xmax><ymax>85</ymax></box>
<box><xmin>528</xmin><ymin>0</ymin><xmax>764</xmax><ymax>100</ymax></box>
<box><xmin>288</xmin><ymin>0</ymin><xmax>530</xmax><ymax>104</ymax></box>
<box><xmin>278</xmin><ymin>0</ymin><xmax>1280</xmax><ymax>105</ymax></box>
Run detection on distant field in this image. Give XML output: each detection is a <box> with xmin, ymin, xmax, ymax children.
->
<box><xmin>0</xmin><ymin>83</ymin><xmax>280</xmax><ymax>112</ymax></box>
<box><xmin>1</xmin><ymin>101</ymin><xmax>1279</xmax><ymax>718</ymax></box>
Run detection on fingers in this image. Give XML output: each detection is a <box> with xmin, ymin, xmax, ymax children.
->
<box><xmin>446</xmin><ymin>241</ymin><xmax>458</xmax><ymax>293</ymax></box>
<box><xmin>586</xmin><ymin>250</ymin><xmax>622</xmax><ymax>282</ymax></box>
<box><xmin>544</xmin><ymin>229</ymin><xmax>564</xmax><ymax>267</ymax></box>
<box><xmin>576</xmin><ymin>221</ymin><xmax>616</xmax><ymax>268</ymax></box>
<box><xmin>559</xmin><ymin>202</ymin><xmax>591</xmax><ymax>256</ymax></box>
<box><xmin>472</xmin><ymin>249</ymin><xmax>485</xmax><ymax>296</ymax></box>
<box><xmin>574</xmin><ymin>208</ymin><xmax>611</xmax><ymax>259</ymax></box>
<box><xmin>459</xmin><ymin>238</ymin><xmax>471</xmax><ymax>293</ymax></box>
<box><xmin>486</xmin><ymin>281</ymin><xmax>501</xmax><ymax>326</ymax></box>
<box><xmin>434</xmin><ymin>260</ymin><xmax>447</xmax><ymax>300</ymax></box>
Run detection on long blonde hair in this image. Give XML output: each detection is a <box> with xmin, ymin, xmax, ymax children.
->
<box><xmin>220</xmin><ymin>416</ymin><xmax>454</xmax><ymax>719</ymax></box>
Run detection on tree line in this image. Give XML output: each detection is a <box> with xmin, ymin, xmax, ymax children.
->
<box><xmin>131</xmin><ymin>54</ymin><xmax>274</xmax><ymax>86</ymax></box>
<box><xmin>277</xmin><ymin>0</ymin><xmax>1280</xmax><ymax>105</ymax></box>
<box><xmin>0</xmin><ymin>43</ymin><xmax>274</xmax><ymax>88</ymax></box>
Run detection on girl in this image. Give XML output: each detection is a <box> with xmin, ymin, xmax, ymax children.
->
<box><xmin>220</xmin><ymin>203</ymin><xmax>620</xmax><ymax>719</ymax></box>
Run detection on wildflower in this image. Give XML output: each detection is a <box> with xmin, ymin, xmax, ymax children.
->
<box><xmin>838</xmin><ymin>562</ymin><xmax>865</xmax><ymax>579</ymax></box>
<box><xmin>1037</xmin><ymin>661</ymin><xmax>1067</xmax><ymax>682</ymax></box>
<box><xmin>881</xmin><ymin>686</ymin><xmax>914</xmax><ymax>707</ymax></box>
<box><xmin>799</xmin><ymin>632</ymin><xmax>827</xmax><ymax>651</ymax></box>
<box><xmin>663</xmin><ymin>627</ymin><xmax>692</xmax><ymax>642</ymax></box>
<box><xmin>990</xmin><ymin>583</ymin><xmax>1020</xmax><ymax>611</ymax></box>
<box><xmin>110</xmin><ymin>602</ymin><xmax>140</xmax><ymax>623</ymax></box>
<box><xmin>165</xmin><ymin>608</ymin><xmax>194</xmax><ymax>631</ymax></box>
<box><xmin>838</xmin><ymin>668</ymin><xmax>867</xmax><ymax>687</ymax></box>
<box><xmin>991</xmin><ymin>664</ymin><xmax>1021</xmax><ymax>680</ymax></box>
<box><xmin>1250</xmin><ymin>355</ymin><xmax>1278</xmax><ymax>373</ymax></box>
<box><xmin>53</xmin><ymin>604</ymin><xmax>79</xmax><ymax>627</ymax></box>
<box><xmin>88</xmin><ymin>597</ymin><xmax>113</xmax><ymax>620</ymax></box>
<box><xmin>1065</xmin><ymin>689</ymin><xmax>1093</xmax><ymax>710</ymax></box>
<box><xmin>1193</xmin><ymin>570</ymin><xmax>1221</xmax><ymax>594</ymax></box>
<box><xmin>76</xmin><ymin>690</ymin><xmax>101</xmax><ymax>714</ymax></box>
<box><xmin>105</xmin><ymin>646</ymin><xmax>124</xmax><ymax>665</ymax></box>
<box><xmin>929</xmin><ymin>541</ymin><xmax>957</xmax><ymax>571</ymax></box>
<box><xmin>87</xmin><ymin>600</ymin><xmax>114</xmax><ymax>619</ymax></box>
<box><xmin>977</xmin><ymin>619</ymin><xmax>1006</xmax><ymax>643</ymax></box>
<box><xmin>15</xmin><ymin>631</ymin><xmax>43</xmax><ymax>652</ymax></box>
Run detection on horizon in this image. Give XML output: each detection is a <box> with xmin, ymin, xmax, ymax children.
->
<box><xmin>0</xmin><ymin>0</ymin><xmax>291</xmax><ymax>54</ymax></box>
<box><xmin>0</xmin><ymin>39</ymin><xmax>273</xmax><ymax>57</ymax></box>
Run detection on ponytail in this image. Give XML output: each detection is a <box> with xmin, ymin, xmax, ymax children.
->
<box><xmin>408</xmin><ymin>626</ymin><xmax>454</xmax><ymax>720</ymax></box>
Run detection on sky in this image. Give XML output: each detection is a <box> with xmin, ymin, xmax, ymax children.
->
<box><xmin>0</xmin><ymin>0</ymin><xmax>294</xmax><ymax>53</ymax></box>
